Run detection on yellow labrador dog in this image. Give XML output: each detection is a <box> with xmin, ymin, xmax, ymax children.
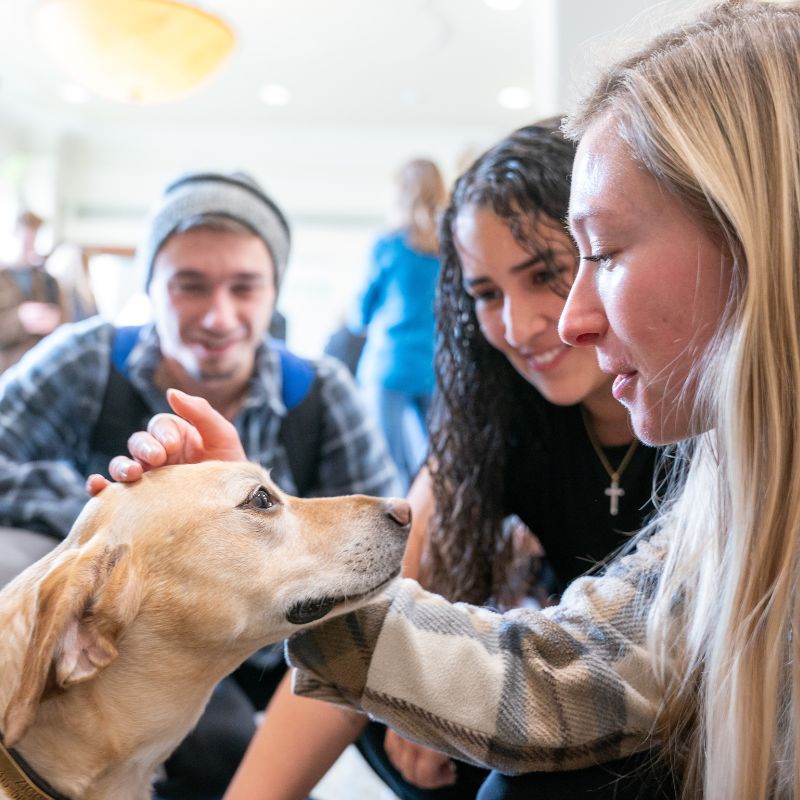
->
<box><xmin>0</xmin><ymin>461</ymin><xmax>409</xmax><ymax>800</ymax></box>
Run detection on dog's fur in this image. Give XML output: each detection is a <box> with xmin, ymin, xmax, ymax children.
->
<box><xmin>0</xmin><ymin>461</ymin><xmax>409</xmax><ymax>800</ymax></box>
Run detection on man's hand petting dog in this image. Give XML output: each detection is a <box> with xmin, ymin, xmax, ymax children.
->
<box><xmin>86</xmin><ymin>388</ymin><xmax>246</xmax><ymax>495</ymax></box>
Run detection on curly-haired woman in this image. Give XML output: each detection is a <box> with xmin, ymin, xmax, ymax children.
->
<box><xmin>419</xmin><ymin>121</ymin><xmax>655</xmax><ymax>606</ymax></box>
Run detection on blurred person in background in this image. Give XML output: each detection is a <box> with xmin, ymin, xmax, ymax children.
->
<box><xmin>0</xmin><ymin>209</ymin><xmax>64</xmax><ymax>372</ymax></box>
<box><xmin>322</xmin><ymin>309</ymin><xmax>366</xmax><ymax>376</ymax></box>
<box><xmin>44</xmin><ymin>241</ymin><xmax>97</xmax><ymax>322</ymax></box>
<box><xmin>351</xmin><ymin>158</ymin><xmax>447</xmax><ymax>490</ymax></box>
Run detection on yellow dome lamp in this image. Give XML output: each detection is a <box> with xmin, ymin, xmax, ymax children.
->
<box><xmin>33</xmin><ymin>0</ymin><xmax>235</xmax><ymax>104</ymax></box>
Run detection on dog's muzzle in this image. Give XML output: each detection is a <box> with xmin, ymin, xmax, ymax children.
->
<box><xmin>286</xmin><ymin>597</ymin><xmax>337</xmax><ymax>625</ymax></box>
<box><xmin>286</xmin><ymin>570</ymin><xmax>400</xmax><ymax>626</ymax></box>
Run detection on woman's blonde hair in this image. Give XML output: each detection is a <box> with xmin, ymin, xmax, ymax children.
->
<box><xmin>393</xmin><ymin>158</ymin><xmax>447</xmax><ymax>254</ymax></box>
<box><xmin>565</xmin><ymin>2</ymin><xmax>800</xmax><ymax>797</ymax></box>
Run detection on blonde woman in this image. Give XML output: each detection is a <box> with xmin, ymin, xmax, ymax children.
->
<box><xmin>351</xmin><ymin>158</ymin><xmax>447</xmax><ymax>490</ymax></box>
<box><xmin>101</xmin><ymin>2</ymin><xmax>799</xmax><ymax>797</ymax></box>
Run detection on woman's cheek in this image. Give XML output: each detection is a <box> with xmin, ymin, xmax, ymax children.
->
<box><xmin>477</xmin><ymin>311</ymin><xmax>506</xmax><ymax>352</ymax></box>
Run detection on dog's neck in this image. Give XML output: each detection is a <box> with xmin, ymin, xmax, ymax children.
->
<box><xmin>0</xmin><ymin>734</ymin><xmax>73</xmax><ymax>800</ymax></box>
<box><xmin>1</xmin><ymin>604</ymin><xmax>250</xmax><ymax>800</ymax></box>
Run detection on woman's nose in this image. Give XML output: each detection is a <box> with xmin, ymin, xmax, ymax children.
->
<box><xmin>501</xmin><ymin>294</ymin><xmax>546</xmax><ymax>348</ymax></box>
<box><xmin>558</xmin><ymin>266</ymin><xmax>607</xmax><ymax>347</ymax></box>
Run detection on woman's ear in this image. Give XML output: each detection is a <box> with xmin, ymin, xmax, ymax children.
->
<box><xmin>3</xmin><ymin>540</ymin><xmax>138</xmax><ymax>746</ymax></box>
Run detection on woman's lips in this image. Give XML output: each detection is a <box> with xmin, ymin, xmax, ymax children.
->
<box><xmin>612</xmin><ymin>371</ymin><xmax>638</xmax><ymax>401</ymax></box>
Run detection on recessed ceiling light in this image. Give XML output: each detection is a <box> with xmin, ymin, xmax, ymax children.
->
<box><xmin>259</xmin><ymin>84</ymin><xmax>291</xmax><ymax>106</ymax></box>
<box><xmin>60</xmin><ymin>83</ymin><xmax>89</xmax><ymax>104</ymax></box>
<box><xmin>484</xmin><ymin>0</ymin><xmax>524</xmax><ymax>10</ymax></box>
<box><xmin>497</xmin><ymin>86</ymin><xmax>532</xmax><ymax>110</ymax></box>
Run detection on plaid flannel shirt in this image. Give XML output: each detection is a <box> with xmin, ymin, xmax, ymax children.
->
<box><xmin>0</xmin><ymin>316</ymin><xmax>399</xmax><ymax>537</ymax></box>
<box><xmin>287</xmin><ymin>530</ymin><xmax>670</xmax><ymax>774</ymax></box>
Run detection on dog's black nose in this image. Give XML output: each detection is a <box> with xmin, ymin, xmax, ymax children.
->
<box><xmin>385</xmin><ymin>498</ymin><xmax>412</xmax><ymax>528</ymax></box>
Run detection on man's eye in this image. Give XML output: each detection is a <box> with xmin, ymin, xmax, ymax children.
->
<box><xmin>174</xmin><ymin>283</ymin><xmax>208</xmax><ymax>295</ymax></box>
<box><xmin>248</xmin><ymin>487</ymin><xmax>274</xmax><ymax>510</ymax></box>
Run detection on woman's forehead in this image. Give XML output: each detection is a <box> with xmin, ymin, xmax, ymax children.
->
<box><xmin>454</xmin><ymin>204</ymin><xmax>574</xmax><ymax>258</ymax></box>
<box><xmin>569</xmin><ymin>120</ymin><xmax>660</xmax><ymax>235</ymax></box>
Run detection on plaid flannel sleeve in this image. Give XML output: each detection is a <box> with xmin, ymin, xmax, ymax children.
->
<box><xmin>310</xmin><ymin>355</ymin><xmax>401</xmax><ymax>498</ymax></box>
<box><xmin>287</xmin><ymin>531</ymin><xmax>669</xmax><ymax>774</ymax></box>
<box><xmin>0</xmin><ymin>319</ymin><xmax>111</xmax><ymax>536</ymax></box>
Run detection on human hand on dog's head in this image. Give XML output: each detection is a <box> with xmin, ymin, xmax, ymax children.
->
<box><xmin>87</xmin><ymin>389</ymin><xmax>247</xmax><ymax>495</ymax></box>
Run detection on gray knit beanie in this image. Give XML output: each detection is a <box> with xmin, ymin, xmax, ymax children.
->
<box><xmin>140</xmin><ymin>171</ymin><xmax>291</xmax><ymax>290</ymax></box>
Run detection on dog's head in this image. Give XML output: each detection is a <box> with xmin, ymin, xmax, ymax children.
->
<box><xmin>2</xmin><ymin>461</ymin><xmax>409</xmax><ymax>744</ymax></box>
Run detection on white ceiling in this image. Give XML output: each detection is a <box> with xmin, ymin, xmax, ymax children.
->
<box><xmin>0</xmin><ymin>0</ymin><xmax>550</xmax><ymax>133</ymax></box>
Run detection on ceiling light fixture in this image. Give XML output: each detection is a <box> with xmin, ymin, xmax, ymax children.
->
<box><xmin>34</xmin><ymin>0</ymin><xmax>235</xmax><ymax>104</ymax></box>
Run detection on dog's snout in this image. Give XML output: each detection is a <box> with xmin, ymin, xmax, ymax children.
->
<box><xmin>385</xmin><ymin>498</ymin><xmax>411</xmax><ymax>528</ymax></box>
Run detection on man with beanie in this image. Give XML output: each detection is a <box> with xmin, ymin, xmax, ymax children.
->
<box><xmin>0</xmin><ymin>171</ymin><xmax>400</xmax><ymax>798</ymax></box>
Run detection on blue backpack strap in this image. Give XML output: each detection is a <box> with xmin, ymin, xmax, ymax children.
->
<box><xmin>276</xmin><ymin>343</ymin><xmax>316</xmax><ymax>410</ymax></box>
<box><xmin>111</xmin><ymin>325</ymin><xmax>144</xmax><ymax>379</ymax></box>
<box><xmin>273</xmin><ymin>342</ymin><xmax>322</xmax><ymax>495</ymax></box>
<box><xmin>87</xmin><ymin>325</ymin><xmax>149</xmax><ymax>478</ymax></box>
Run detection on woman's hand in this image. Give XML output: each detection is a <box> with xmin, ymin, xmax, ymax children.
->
<box><xmin>383</xmin><ymin>728</ymin><xmax>457</xmax><ymax>789</ymax></box>
<box><xmin>86</xmin><ymin>389</ymin><xmax>247</xmax><ymax>495</ymax></box>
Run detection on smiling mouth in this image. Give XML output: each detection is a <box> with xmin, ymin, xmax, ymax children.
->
<box><xmin>523</xmin><ymin>344</ymin><xmax>568</xmax><ymax>372</ymax></box>
<box><xmin>285</xmin><ymin>571</ymin><xmax>399</xmax><ymax>625</ymax></box>
<box><xmin>195</xmin><ymin>340</ymin><xmax>240</xmax><ymax>354</ymax></box>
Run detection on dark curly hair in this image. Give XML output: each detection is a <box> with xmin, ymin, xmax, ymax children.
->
<box><xmin>424</xmin><ymin>121</ymin><xmax>578</xmax><ymax>605</ymax></box>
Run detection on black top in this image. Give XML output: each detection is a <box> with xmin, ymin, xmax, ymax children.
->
<box><xmin>505</xmin><ymin>386</ymin><xmax>658</xmax><ymax>592</ymax></box>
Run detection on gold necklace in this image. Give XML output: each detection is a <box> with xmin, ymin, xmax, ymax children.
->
<box><xmin>580</xmin><ymin>407</ymin><xmax>639</xmax><ymax>517</ymax></box>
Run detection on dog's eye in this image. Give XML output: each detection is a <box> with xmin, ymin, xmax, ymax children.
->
<box><xmin>248</xmin><ymin>487</ymin><xmax>274</xmax><ymax>510</ymax></box>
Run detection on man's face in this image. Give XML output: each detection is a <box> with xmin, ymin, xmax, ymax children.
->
<box><xmin>149</xmin><ymin>228</ymin><xmax>277</xmax><ymax>395</ymax></box>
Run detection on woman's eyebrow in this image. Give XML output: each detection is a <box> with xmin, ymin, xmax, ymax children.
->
<box><xmin>463</xmin><ymin>254</ymin><xmax>548</xmax><ymax>288</ymax></box>
<box><xmin>568</xmin><ymin>206</ymin><xmax>624</xmax><ymax>234</ymax></box>
<box><xmin>510</xmin><ymin>252</ymin><xmax>551</xmax><ymax>273</ymax></box>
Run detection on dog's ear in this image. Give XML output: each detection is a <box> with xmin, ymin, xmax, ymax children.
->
<box><xmin>3</xmin><ymin>538</ymin><xmax>139</xmax><ymax>745</ymax></box>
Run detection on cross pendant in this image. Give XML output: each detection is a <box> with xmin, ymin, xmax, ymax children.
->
<box><xmin>605</xmin><ymin>478</ymin><xmax>625</xmax><ymax>516</ymax></box>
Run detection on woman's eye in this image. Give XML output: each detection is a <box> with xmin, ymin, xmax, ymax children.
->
<box><xmin>582</xmin><ymin>253</ymin><xmax>615</xmax><ymax>268</ymax></box>
<box><xmin>249</xmin><ymin>488</ymin><xmax>274</xmax><ymax>510</ymax></box>
<box><xmin>471</xmin><ymin>288</ymin><xmax>501</xmax><ymax>305</ymax></box>
<box><xmin>532</xmin><ymin>269</ymin><xmax>559</xmax><ymax>285</ymax></box>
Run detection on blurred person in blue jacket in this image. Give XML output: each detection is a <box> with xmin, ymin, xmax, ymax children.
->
<box><xmin>352</xmin><ymin>158</ymin><xmax>447</xmax><ymax>490</ymax></box>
